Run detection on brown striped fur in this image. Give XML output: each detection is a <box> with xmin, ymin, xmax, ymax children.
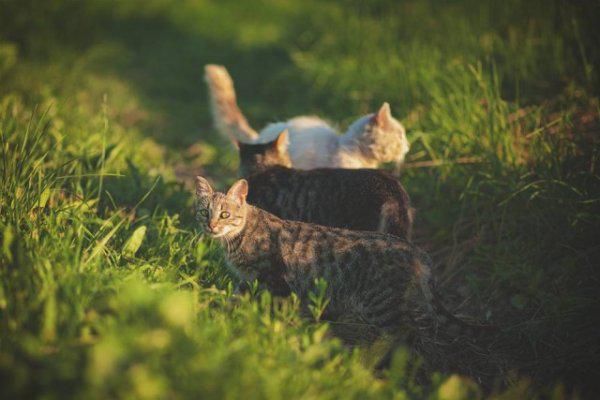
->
<box><xmin>195</xmin><ymin>177</ymin><xmax>502</xmax><ymax>377</ymax></box>
<box><xmin>238</xmin><ymin>131</ymin><xmax>414</xmax><ymax>240</ymax></box>
<box><xmin>195</xmin><ymin>177</ymin><xmax>440</xmax><ymax>343</ymax></box>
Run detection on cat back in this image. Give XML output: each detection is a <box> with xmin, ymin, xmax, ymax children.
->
<box><xmin>238</xmin><ymin>131</ymin><xmax>414</xmax><ymax>239</ymax></box>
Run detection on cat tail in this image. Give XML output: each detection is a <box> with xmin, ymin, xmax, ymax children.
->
<box><xmin>428</xmin><ymin>287</ymin><xmax>499</xmax><ymax>339</ymax></box>
<box><xmin>204</xmin><ymin>65</ymin><xmax>259</xmax><ymax>143</ymax></box>
<box><xmin>376</xmin><ymin>276</ymin><xmax>500</xmax><ymax>372</ymax></box>
<box><xmin>378</xmin><ymin>199</ymin><xmax>415</xmax><ymax>240</ymax></box>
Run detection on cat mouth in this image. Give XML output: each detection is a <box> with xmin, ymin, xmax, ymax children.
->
<box><xmin>205</xmin><ymin>229</ymin><xmax>228</xmax><ymax>238</ymax></box>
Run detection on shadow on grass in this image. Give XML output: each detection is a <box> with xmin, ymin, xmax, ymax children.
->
<box><xmin>93</xmin><ymin>13</ymin><xmax>311</xmax><ymax>150</ymax></box>
<box><xmin>2</xmin><ymin>0</ymin><xmax>600</xmax><ymax>395</ymax></box>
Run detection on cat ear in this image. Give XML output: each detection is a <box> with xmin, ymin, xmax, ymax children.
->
<box><xmin>226</xmin><ymin>179</ymin><xmax>248</xmax><ymax>205</ymax></box>
<box><xmin>273</xmin><ymin>129</ymin><xmax>289</xmax><ymax>154</ymax></box>
<box><xmin>195</xmin><ymin>176</ymin><xmax>214</xmax><ymax>198</ymax></box>
<box><xmin>372</xmin><ymin>102</ymin><xmax>392</xmax><ymax>127</ymax></box>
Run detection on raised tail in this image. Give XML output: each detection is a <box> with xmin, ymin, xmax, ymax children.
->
<box><xmin>204</xmin><ymin>64</ymin><xmax>259</xmax><ymax>143</ymax></box>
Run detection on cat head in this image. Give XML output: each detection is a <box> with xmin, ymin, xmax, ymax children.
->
<box><xmin>237</xmin><ymin>130</ymin><xmax>291</xmax><ymax>177</ymax></box>
<box><xmin>195</xmin><ymin>176</ymin><xmax>249</xmax><ymax>239</ymax></box>
<box><xmin>345</xmin><ymin>103</ymin><xmax>409</xmax><ymax>165</ymax></box>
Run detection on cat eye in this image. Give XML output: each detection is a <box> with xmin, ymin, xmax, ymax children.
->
<box><xmin>199</xmin><ymin>209</ymin><xmax>209</xmax><ymax>217</ymax></box>
<box><xmin>220</xmin><ymin>211</ymin><xmax>230</xmax><ymax>219</ymax></box>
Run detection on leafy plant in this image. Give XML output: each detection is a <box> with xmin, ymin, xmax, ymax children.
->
<box><xmin>0</xmin><ymin>0</ymin><xmax>598</xmax><ymax>398</ymax></box>
<box><xmin>308</xmin><ymin>278</ymin><xmax>330</xmax><ymax>322</ymax></box>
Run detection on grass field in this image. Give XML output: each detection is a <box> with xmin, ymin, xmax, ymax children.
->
<box><xmin>1</xmin><ymin>0</ymin><xmax>599</xmax><ymax>398</ymax></box>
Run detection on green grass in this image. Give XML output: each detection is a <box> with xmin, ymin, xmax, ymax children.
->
<box><xmin>1</xmin><ymin>0</ymin><xmax>599</xmax><ymax>398</ymax></box>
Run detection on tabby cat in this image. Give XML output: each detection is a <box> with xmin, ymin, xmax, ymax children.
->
<box><xmin>238</xmin><ymin>130</ymin><xmax>414</xmax><ymax>239</ymax></box>
<box><xmin>194</xmin><ymin>176</ymin><xmax>437</xmax><ymax>343</ymax></box>
<box><xmin>194</xmin><ymin>177</ymin><xmax>503</xmax><ymax>376</ymax></box>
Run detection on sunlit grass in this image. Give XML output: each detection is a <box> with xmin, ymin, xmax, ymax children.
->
<box><xmin>1</xmin><ymin>0</ymin><xmax>599</xmax><ymax>398</ymax></box>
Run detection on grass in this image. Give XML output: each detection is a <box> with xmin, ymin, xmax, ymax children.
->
<box><xmin>1</xmin><ymin>0</ymin><xmax>599</xmax><ymax>398</ymax></box>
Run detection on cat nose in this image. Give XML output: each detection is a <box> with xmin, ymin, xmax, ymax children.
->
<box><xmin>208</xmin><ymin>221</ymin><xmax>218</xmax><ymax>231</ymax></box>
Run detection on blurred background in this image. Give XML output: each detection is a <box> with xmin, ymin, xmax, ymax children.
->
<box><xmin>1</xmin><ymin>0</ymin><xmax>599</xmax><ymax>398</ymax></box>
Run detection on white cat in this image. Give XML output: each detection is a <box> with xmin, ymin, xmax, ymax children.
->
<box><xmin>204</xmin><ymin>65</ymin><xmax>409</xmax><ymax>169</ymax></box>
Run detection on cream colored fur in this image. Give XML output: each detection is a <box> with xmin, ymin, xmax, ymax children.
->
<box><xmin>204</xmin><ymin>64</ymin><xmax>409</xmax><ymax>169</ymax></box>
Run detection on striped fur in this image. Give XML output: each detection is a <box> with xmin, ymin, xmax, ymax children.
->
<box><xmin>238</xmin><ymin>131</ymin><xmax>414</xmax><ymax>240</ymax></box>
<box><xmin>195</xmin><ymin>177</ymin><xmax>448</xmax><ymax>345</ymax></box>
